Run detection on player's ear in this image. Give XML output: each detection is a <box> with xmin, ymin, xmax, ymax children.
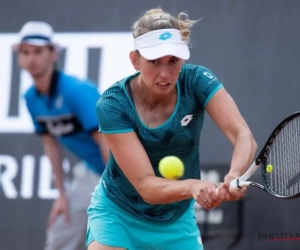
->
<box><xmin>129</xmin><ymin>51</ymin><xmax>139</xmax><ymax>71</ymax></box>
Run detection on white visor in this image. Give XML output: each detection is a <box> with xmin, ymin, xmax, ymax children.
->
<box><xmin>134</xmin><ymin>29</ymin><xmax>190</xmax><ymax>60</ymax></box>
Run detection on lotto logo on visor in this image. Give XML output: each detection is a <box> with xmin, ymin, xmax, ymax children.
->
<box><xmin>159</xmin><ymin>32</ymin><xmax>172</xmax><ymax>40</ymax></box>
<box><xmin>134</xmin><ymin>28</ymin><xmax>190</xmax><ymax>60</ymax></box>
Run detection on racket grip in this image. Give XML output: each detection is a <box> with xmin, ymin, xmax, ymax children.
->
<box><xmin>216</xmin><ymin>178</ymin><xmax>244</xmax><ymax>193</ymax></box>
<box><xmin>229</xmin><ymin>178</ymin><xmax>239</xmax><ymax>189</ymax></box>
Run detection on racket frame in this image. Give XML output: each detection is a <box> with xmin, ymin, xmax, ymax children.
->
<box><xmin>229</xmin><ymin>111</ymin><xmax>300</xmax><ymax>199</ymax></box>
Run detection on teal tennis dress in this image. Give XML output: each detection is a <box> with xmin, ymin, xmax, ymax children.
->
<box><xmin>86</xmin><ymin>64</ymin><xmax>223</xmax><ymax>249</ymax></box>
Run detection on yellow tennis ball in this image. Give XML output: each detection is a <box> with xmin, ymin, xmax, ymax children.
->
<box><xmin>266</xmin><ymin>164</ymin><xmax>273</xmax><ymax>173</ymax></box>
<box><xmin>159</xmin><ymin>156</ymin><xmax>184</xmax><ymax>180</ymax></box>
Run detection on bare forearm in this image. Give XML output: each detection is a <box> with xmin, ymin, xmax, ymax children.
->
<box><xmin>229</xmin><ymin>130</ymin><xmax>257</xmax><ymax>175</ymax></box>
<box><xmin>139</xmin><ymin>177</ymin><xmax>194</xmax><ymax>204</ymax></box>
<box><xmin>48</xmin><ymin>150</ymin><xmax>65</xmax><ymax>195</ymax></box>
<box><xmin>99</xmin><ymin>145</ymin><xmax>109</xmax><ymax>164</ymax></box>
<box><xmin>42</xmin><ymin>137</ymin><xmax>66</xmax><ymax>196</ymax></box>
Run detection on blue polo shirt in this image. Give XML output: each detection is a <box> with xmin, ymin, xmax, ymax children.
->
<box><xmin>24</xmin><ymin>71</ymin><xmax>105</xmax><ymax>175</ymax></box>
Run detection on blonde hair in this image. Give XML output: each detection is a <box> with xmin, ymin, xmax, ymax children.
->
<box><xmin>132</xmin><ymin>8</ymin><xmax>199</xmax><ymax>46</ymax></box>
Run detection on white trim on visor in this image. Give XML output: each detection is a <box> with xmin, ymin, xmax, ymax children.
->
<box><xmin>134</xmin><ymin>29</ymin><xmax>190</xmax><ymax>60</ymax></box>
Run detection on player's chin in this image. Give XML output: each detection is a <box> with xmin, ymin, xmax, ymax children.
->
<box><xmin>28</xmin><ymin>69</ymin><xmax>43</xmax><ymax>78</ymax></box>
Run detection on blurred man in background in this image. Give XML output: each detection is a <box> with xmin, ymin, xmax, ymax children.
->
<box><xmin>14</xmin><ymin>21</ymin><xmax>109</xmax><ymax>250</ymax></box>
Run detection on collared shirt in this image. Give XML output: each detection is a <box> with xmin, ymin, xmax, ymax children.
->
<box><xmin>24</xmin><ymin>70</ymin><xmax>105</xmax><ymax>175</ymax></box>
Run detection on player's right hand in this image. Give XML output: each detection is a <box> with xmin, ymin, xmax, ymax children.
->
<box><xmin>189</xmin><ymin>180</ymin><xmax>223</xmax><ymax>210</ymax></box>
<box><xmin>47</xmin><ymin>194</ymin><xmax>71</xmax><ymax>228</ymax></box>
<box><xmin>218</xmin><ymin>173</ymin><xmax>247</xmax><ymax>201</ymax></box>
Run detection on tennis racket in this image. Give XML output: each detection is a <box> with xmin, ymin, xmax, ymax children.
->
<box><xmin>229</xmin><ymin>111</ymin><xmax>300</xmax><ymax>199</ymax></box>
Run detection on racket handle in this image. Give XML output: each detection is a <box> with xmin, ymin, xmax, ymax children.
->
<box><xmin>216</xmin><ymin>179</ymin><xmax>250</xmax><ymax>194</ymax></box>
<box><xmin>229</xmin><ymin>179</ymin><xmax>252</xmax><ymax>189</ymax></box>
<box><xmin>229</xmin><ymin>178</ymin><xmax>240</xmax><ymax>189</ymax></box>
<box><xmin>216</xmin><ymin>180</ymin><xmax>241</xmax><ymax>193</ymax></box>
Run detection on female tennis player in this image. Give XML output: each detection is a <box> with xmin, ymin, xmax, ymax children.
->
<box><xmin>87</xmin><ymin>7</ymin><xmax>257</xmax><ymax>250</ymax></box>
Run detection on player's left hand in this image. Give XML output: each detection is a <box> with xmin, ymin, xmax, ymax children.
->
<box><xmin>218</xmin><ymin>173</ymin><xmax>247</xmax><ymax>201</ymax></box>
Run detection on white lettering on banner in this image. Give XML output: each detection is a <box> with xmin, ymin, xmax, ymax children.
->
<box><xmin>20</xmin><ymin>155</ymin><xmax>35</xmax><ymax>199</ymax></box>
<box><xmin>38</xmin><ymin>156</ymin><xmax>58</xmax><ymax>199</ymax></box>
<box><xmin>0</xmin><ymin>32</ymin><xmax>134</xmax><ymax>133</ymax></box>
<box><xmin>0</xmin><ymin>154</ymin><xmax>71</xmax><ymax>199</ymax></box>
<box><xmin>38</xmin><ymin>156</ymin><xmax>70</xmax><ymax>199</ymax></box>
<box><xmin>0</xmin><ymin>155</ymin><xmax>18</xmax><ymax>198</ymax></box>
<box><xmin>194</xmin><ymin>170</ymin><xmax>223</xmax><ymax>224</ymax></box>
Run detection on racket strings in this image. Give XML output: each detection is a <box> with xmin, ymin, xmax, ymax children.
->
<box><xmin>265</xmin><ymin>117</ymin><xmax>300</xmax><ymax>196</ymax></box>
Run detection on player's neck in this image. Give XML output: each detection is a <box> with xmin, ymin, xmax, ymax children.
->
<box><xmin>33</xmin><ymin>67</ymin><xmax>55</xmax><ymax>94</ymax></box>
